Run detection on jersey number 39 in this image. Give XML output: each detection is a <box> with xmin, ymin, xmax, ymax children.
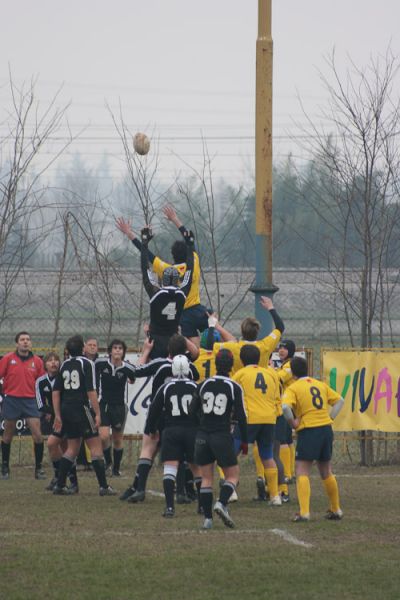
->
<box><xmin>202</xmin><ymin>391</ymin><xmax>228</xmax><ymax>415</ymax></box>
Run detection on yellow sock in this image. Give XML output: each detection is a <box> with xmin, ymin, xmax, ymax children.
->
<box><xmin>322</xmin><ymin>474</ymin><xmax>340</xmax><ymax>512</ymax></box>
<box><xmin>278</xmin><ymin>482</ymin><xmax>289</xmax><ymax>495</ymax></box>
<box><xmin>264</xmin><ymin>467</ymin><xmax>278</xmax><ymax>498</ymax></box>
<box><xmin>84</xmin><ymin>442</ymin><xmax>92</xmax><ymax>464</ymax></box>
<box><xmin>280</xmin><ymin>445</ymin><xmax>291</xmax><ymax>480</ymax></box>
<box><xmin>253</xmin><ymin>445</ymin><xmax>265</xmax><ymax>479</ymax></box>
<box><xmin>296</xmin><ymin>475</ymin><xmax>311</xmax><ymax>516</ymax></box>
<box><xmin>289</xmin><ymin>444</ymin><xmax>295</xmax><ymax>477</ymax></box>
<box><xmin>217</xmin><ymin>466</ymin><xmax>225</xmax><ymax>481</ymax></box>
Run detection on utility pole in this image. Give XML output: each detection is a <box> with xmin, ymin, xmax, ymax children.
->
<box><xmin>250</xmin><ymin>0</ymin><xmax>278</xmax><ymax>335</ymax></box>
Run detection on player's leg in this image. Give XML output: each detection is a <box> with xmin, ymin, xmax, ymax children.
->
<box><xmin>252</xmin><ymin>444</ymin><xmax>268</xmax><ymax>501</ymax></box>
<box><xmin>317</xmin><ymin>426</ymin><xmax>342</xmax><ymax>519</ymax></box>
<box><xmin>126</xmin><ymin>433</ymin><xmax>160</xmax><ymax>503</ymax></box>
<box><xmin>257</xmin><ymin>428</ymin><xmax>281</xmax><ymax>506</ymax></box>
<box><xmin>213</xmin><ymin>432</ymin><xmax>239</xmax><ymax>528</ymax></box>
<box><xmin>46</xmin><ymin>433</ymin><xmax>64</xmax><ymax>490</ymax></box>
<box><xmin>294</xmin><ymin>460</ymin><xmax>313</xmax><ymax>520</ymax></box>
<box><xmin>163</xmin><ymin>460</ymin><xmax>179</xmax><ymax>517</ymax></box>
<box><xmin>111</xmin><ymin>429</ymin><xmax>124</xmax><ymax>476</ymax></box>
<box><xmin>1</xmin><ymin>418</ymin><xmax>16</xmax><ymax>479</ymax></box>
<box><xmin>26</xmin><ymin>416</ymin><xmax>46</xmax><ymax>479</ymax></box>
<box><xmin>85</xmin><ymin>434</ymin><xmax>116</xmax><ymax>495</ymax></box>
<box><xmin>100</xmin><ymin>426</ymin><xmax>112</xmax><ymax>471</ymax></box>
<box><xmin>54</xmin><ymin>437</ymin><xmax>81</xmax><ymax>493</ymax></box>
<box><xmin>198</xmin><ymin>463</ymin><xmax>214</xmax><ymax>528</ymax></box>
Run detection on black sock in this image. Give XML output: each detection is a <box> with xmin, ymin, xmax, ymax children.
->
<box><xmin>163</xmin><ymin>475</ymin><xmax>176</xmax><ymax>509</ymax></box>
<box><xmin>68</xmin><ymin>464</ymin><xmax>78</xmax><ymax>486</ymax></box>
<box><xmin>113</xmin><ymin>448</ymin><xmax>123</xmax><ymax>472</ymax></box>
<box><xmin>185</xmin><ymin>466</ymin><xmax>196</xmax><ymax>495</ymax></box>
<box><xmin>194</xmin><ymin>477</ymin><xmax>202</xmax><ymax>510</ymax></box>
<box><xmin>103</xmin><ymin>446</ymin><xmax>112</xmax><ymax>467</ymax></box>
<box><xmin>136</xmin><ymin>459</ymin><xmax>152</xmax><ymax>492</ymax></box>
<box><xmin>176</xmin><ymin>462</ymin><xmax>186</xmax><ymax>496</ymax></box>
<box><xmin>34</xmin><ymin>442</ymin><xmax>44</xmax><ymax>469</ymax></box>
<box><xmin>219</xmin><ymin>481</ymin><xmax>236</xmax><ymax>506</ymax></box>
<box><xmin>1</xmin><ymin>441</ymin><xmax>11</xmax><ymax>466</ymax></box>
<box><xmin>57</xmin><ymin>456</ymin><xmax>74</xmax><ymax>488</ymax></box>
<box><xmin>200</xmin><ymin>487</ymin><xmax>213</xmax><ymax>519</ymax></box>
<box><xmin>92</xmin><ymin>458</ymin><xmax>108</xmax><ymax>489</ymax></box>
<box><xmin>52</xmin><ymin>460</ymin><xmax>61</xmax><ymax>478</ymax></box>
<box><xmin>131</xmin><ymin>471</ymin><xmax>139</xmax><ymax>490</ymax></box>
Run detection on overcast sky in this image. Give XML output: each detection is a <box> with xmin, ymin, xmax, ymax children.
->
<box><xmin>1</xmin><ymin>0</ymin><xmax>399</xmax><ymax>186</ymax></box>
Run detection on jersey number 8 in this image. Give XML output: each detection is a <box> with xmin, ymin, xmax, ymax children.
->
<box><xmin>202</xmin><ymin>391</ymin><xmax>228</xmax><ymax>415</ymax></box>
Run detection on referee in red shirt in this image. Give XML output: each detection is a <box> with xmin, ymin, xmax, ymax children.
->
<box><xmin>0</xmin><ymin>332</ymin><xmax>45</xmax><ymax>479</ymax></box>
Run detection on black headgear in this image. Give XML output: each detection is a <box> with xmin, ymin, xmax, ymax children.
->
<box><xmin>279</xmin><ymin>339</ymin><xmax>296</xmax><ymax>358</ymax></box>
<box><xmin>162</xmin><ymin>267</ymin><xmax>180</xmax><ymax>287</ymax></box>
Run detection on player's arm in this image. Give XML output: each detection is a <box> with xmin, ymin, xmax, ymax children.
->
<box><xmin>282</xmin><ymin>389</ymin><xmax>300</xmax><ymax>429</ymax></box>
<box><xmin>146</xmin><ymin>387</ymin><xmax>164</xmax><ymax>433</ymax></box>
<box><xmin>327</xmin><ymin>385</ymin><xmax>345</xmax><ymax>419</ymax></box>
<box><xmin>140</xmin><ymin>227</ymin><xmax>157</xmax><ymax>298</ymax></box>
<box><xmin>185</xmin><ymin>337</ymin><xmax>199</xmax><ymax>360</ymax></box>
<box><xmin>189</xmin><ymin>362</ymin><xmax>200</xmax><ymax>381</ymax></box>
<box><xmin>135</xmin><ymin>357</ymin><xmax>165</xmax><ymax>377</ymax></box>
<box><xmin>88</xmin><ymin>390</ymin><xmax>101</xmax><ymax>429</ymax></box>
<box><xmin>138</xmin><ymin>333</ymin><xmax>154</xmax><ymax>365</ymax></box>
<box><xmin>232</xmin><ymin>383</ymin><xmax>248</xmax><ymax>445</ymax></box>
<box><xmin>52</xmin><ymin>377</ymin><xmax>62</xmax><ymax>432</ymax></box>
<box><xmin>179</xmin><ymin>229</ymin><xmax>195</xmax><ymax>296</ymax></box>
<box><xmin>116</xmin><ymin>217</ymin><xmax>157</xmax><ymax>263</ymax></box>
<box><xmin>260</xmin><ymin>296</ymin><xmax>285</xmax><ymax>333</ymax></box>
<box><xmin>207</xmin><ymin>313</ymin><xmax>236</xmax><ymax>347</ymax></box>
<box><xmin>35</xmin><ymin>379</ymin><xmax>51</xmax><ymax>415</ymax></box>
<box><xmin>0</xmin><ymin>354</ymin><xmax>9</xmax><ymax>379</ymax></box>
<box><xmin>163</xmin><ymin>204</ymin><xmax>197</xmax><ymax>248</ymax></box>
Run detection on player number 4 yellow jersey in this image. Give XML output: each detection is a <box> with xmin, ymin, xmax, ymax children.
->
<box><xmin>233</xmin><ymin>365</ymin><xmax>281</xmax><ymax>424</ymax></box>
<box><xmin>282</xmin><ymin>377</ymin><xmax>342</xmax><ymax>431</ymax></box>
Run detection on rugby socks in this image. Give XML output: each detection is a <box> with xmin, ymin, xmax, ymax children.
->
<box><xmin>296</xmin><ymin>475</ymin><xmax>311</xmax><ymax>516</ymax></box>
<box><xmin>185</xmin><ymin>465</ymin><xmax>196</xmax><ymax>498</ymax></box>
<box><xmin>163</xmin><ymin>465</ymin><xmax>178</xmax><ymax>509</ymax></box>
<box><xmin>194</xmin><ymin>477</ymin><xmax>202</xmax><ymax>511</ymax></box>
<box><xmin>278</xmin><ymin>482</ymin><xmax>289</xmax><ymax>496</ymax></box>
<box><xmin>68</xmin><ymin>464</ymin><xmax>78</xmax><ymax>487</ymax></box>
<box><xmin>113</xmin><ymin>448</ymin><xmax>123</xmax><ymax>472</ymax></box>
<box><xmin>176</xmin><ymin>462</ymin><xmax>186</xmax><ymax>496</ymax></box>
<box><xmin>322</xmin><ymin>474</ymin><xmax>340</xmax><ymax>513</ymax></box>
<box><xmin>136</xmin><ymin>458</ymin><xmax>153</xmax><ymax>492</ymax></box>
<box><xmin>57</xmin><ymin>456</ymin><xmax>75</xmax><ymax>488</ymax></box>
<box><xmin>253</xmin><ymin>445</ymin><xmax>265</xmax><ymax>479</ymax></box>
<box><xmin>92</xmin><ymin>458</ymin><xmax>108</xmax><ymax>489</ymax></box>
<box><xmin>280</xmin><ymin>445</ymin><xmax>291</xmax><ymax>481</ymax></box>
<box><xmin>34</xmin><ymin>442</ymin><xmax>44</xmax><ymax>469</ymax></box>
<box><xmin>52</xmin><ymin>460</ymin><xmax>61</xmax><ymax>479</ymax></box>
<box><xmin>131</xmin><ymin>471</ymin><xmax>139</xmax><ymax>491</ymax></box>
<box><xmin>264</xmin><ymin>467</ymin><xmax>279</xmax><ymax>499</ymax></box>
<box><xmin>216</xmin><ymin>465</ymin><xmax>225</xmax><ymax>482</ymax></box>
<box><xmin>103</xmin><ymin>446</ymin><xmax>112</xmax><ymax>468</ymax></box>
<box><xmin>1</xmin><ymin>441</ymin><xmax>11</xmax><ymax>467</ymax></box>
<box><xmin>219</xmin><ymin>481</ymin><xmax>236</xmax><ymax>506</ymax></box>
<box><xmin>200</xmin><ymin>487</ymin><xmax>213</xmax><ymax>519</ymax></box>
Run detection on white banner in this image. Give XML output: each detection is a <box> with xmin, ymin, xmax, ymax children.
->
<box><xmin>123</xmin><ymin>353</ymin><xmax>153</xmax><ymax>435</ymax></box>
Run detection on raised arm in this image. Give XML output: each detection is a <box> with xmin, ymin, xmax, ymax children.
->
<box><xmin>260</xmin><ymin>296</ymin><xmax>285</xmax><ymax>333</ymax></box>
<box><xmin>163</xmin><ymin>204</ymin><xmax>196</xmax><ymax>250</ymax></box>
<box><xmin>179</xmin><ymin>229</ymin><xmax>195</xmax><ymax>297</ymax></box>
<box><xmin>116</xmin><ymin>217</ymin><xmax>156</xmax><ymax>263</ymax></box>
<box><xmin>140</xmin><ymin>227</ymin><xmax>157</xmax><ymax>298</ymax></box>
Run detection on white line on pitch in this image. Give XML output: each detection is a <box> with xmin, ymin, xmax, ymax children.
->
<box><xmin>269</xmin><ymin>528</ymin><xmax>314</xmax><ymax>548</ymax></box>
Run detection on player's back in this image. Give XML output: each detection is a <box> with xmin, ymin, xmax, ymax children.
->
<box><xmin>55</xmin><ymin>356</ymin><xmax>95</xmax><ymax>407</ymax></box>
<box><xmin>197</xmin><ymin>375</ymin><xmax>243</xmax><ymax>432</ymax></box>
<box><xmin>214</xmin><ymin>329</ymin><xmax>281</xmax><ymax>375</ymax></box>
<box><xmin>282</xmin><ymin>377</ymin><xmax>341</xmax><ymax>430</ymax></box>
<box><xmin>233</xmin><ymin>365</ymin><xmax>279</xmax><ymax>424</ymax></box>
<box><xmin>152</xmin><ymin>251</ymin><xmax>201</xmax><ymax>309</ymax></box>
<box><xmin>149</xmin><ymin>287</ymin><xmax>186</xmax><ymax>335</ymax></box>
<box><xmin>159</xmin><ymin>378</ymin><xmax>198</xmax><ymax>427</ymax></box>
<box><xmin>194</xmin><ymin>348</ymin><xmax>216</xmax><ymax>382</ymax></box>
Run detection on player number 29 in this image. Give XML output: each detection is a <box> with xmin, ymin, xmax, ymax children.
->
<box><xmin>202</xmin><ymin>391</ymin><xmax>228</xmax><ymax>415</ymax></box>
<box><xmin>63</xmin><ymin>369</ymin><xmax>80</xmax><ymax>390</ymax></box>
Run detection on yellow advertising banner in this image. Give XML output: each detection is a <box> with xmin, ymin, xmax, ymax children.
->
<box><xmin>322</xmin><ymin>349</ymin><xmax>400</xmax><ymax>432</ymax></box>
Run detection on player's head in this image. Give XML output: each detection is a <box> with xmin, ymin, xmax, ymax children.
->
<box><xmin>162</xmin><ymin>266</ymin><xmax>180</xmax><ymax>287</ymax></box>
<box><xmin>240</xmin><ymin>344</ymin><xmax>260</xmax><ymax>366</ymax></box>
<box><xmin>15</xmin><ymin>331</ymin><xmax>31</xmax><ymax>353</ymax></box>
<box><xmin>215</xmin><ymin>349</ymin><xmax>233</xmax><ymax>376</ymax></box>
<box><xmin>43</xmin><ymin>351</ymin><xmax>60</xmax><ymax>375</ymax></box>
<box><xmin>171</xmin><ymin>240</ymin><xmax>187</xmax><ymax>264</ymax></box>
<box><xmin>84</xmin><ymin>337</ymin><xmax>98</xmax><ymax>359</ymax></box>
<box><xmin>200</xmin><ymin>328</ymin><xmax>221</xmax><ymax>350</ymax></box>
<box><xmin>108</xmin><ymin>338</ymin><xmax>127</xmax><ymax>359</ymax></box>
<box><xmin>290</xmin><ymin>356</ymin><xmax>308</xmax><ymax>378</ymax></box>
<box><xmin>66</xmin><ymin>335</ymin><xmax>85</xmax><ymax>357</ymax></box>
<box><xmin>168</xmin><ymin>334</ymin><xmax>187</xmax><ymax>357</ymax></box>
<box><xmin>279</xmin><ymin>339</ymin><xmax>296</xmax><ymax>360</ymax></box>
<box><xmin>241</xmin><ymin>317</ymin><xmax>260</xmax><ymax>341</ymax></box>
<box><xmin>172</xmin><ymin>354</ymin><xmax>190</xmax><ymax>378</ymax></box>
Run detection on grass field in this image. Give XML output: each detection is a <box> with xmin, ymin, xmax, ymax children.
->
<box><xmin>1</xmin><ymin>455</ymin><xmax>400</xmax><ymax>600</ymax></box>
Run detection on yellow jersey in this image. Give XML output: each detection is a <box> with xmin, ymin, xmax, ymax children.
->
<box><xmin>214</xmin><ymin>328</ymin><xmax>281</xmax><ymax>375</ymax></box>
<box><xmin>282</xmin><ymin>377</ymin><xmax>342</xmax><ymax>431</ymax></box>
<box><xmin>193</xmin><ymin>348</ymin><xmax>216</xmax><ymax>383</ymax></box>
<box><xmin>152</xmin><ymin>251</ymin><xmax>201</xmax><ymax>309</ymax></box>
<box><xmin>233</xmin><ymin>365</ymin><xmax>280</xmax><ymax>425</ymax></box>
<box><xmin>276</xmin><ymin>358</ymin><xmax>295</xmax><ymax>391</ymax></box>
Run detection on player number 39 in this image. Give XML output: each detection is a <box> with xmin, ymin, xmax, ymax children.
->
<box><xmin>202</xmin><ymin>391</ymin><xmax>228</xmax><ymax>415</ymax></box>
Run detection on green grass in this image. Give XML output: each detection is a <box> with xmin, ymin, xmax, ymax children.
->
<box><xmin>1</xmin><ymin>458</ymin><xmax>399</xmax><ymax>600</ymax></box>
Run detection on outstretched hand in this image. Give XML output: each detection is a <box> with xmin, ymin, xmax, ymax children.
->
<box><xmin>116</xmin><ymin>217</ymin><xmax>134</xmax><ymax>240</ymax></box>
<box><xmin>163</xmin><ymin>204</ymin><xmax>177</xmax><ymax>222</ymax></box>
<box><xmin>260</xmin><ymin>295</ymin><xmax>274</xmax><ymax>311</ymax></box>
<box><xmin>141</xmin><ymin>226</ymin><xmax>153</xmax><ymax>242</ymax></box>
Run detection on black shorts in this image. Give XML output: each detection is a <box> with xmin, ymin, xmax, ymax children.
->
<box><xmin>40</xmin><ymin>415</ymin><xmax>64</xmax><ymax>438</ymax></box>
<box><xmin>295</xmin><ymin>425</ymin><xmax>333</xmax><ymax>462</ymax></box>
<box><xmin>275</xmin><ymin>415</ymin><xmax>293</xmax><ymax>444</ymax></box>
<box><xmin>194</xmin><ymin>430</ymin><xmax>237</xmax><ymax>468</ymax></box>
<box><xmin>161</xmin><ymin>425</ymin><xmax>197</xmax><ymax>463</ymax></box>
<box><xmin>143</xmin><ymin>412</ymin><xmax>165</xmax><ymax>437</ymax></box>
<box><xmin>61</xmin><ymin>405</ymin><xmax>98</xmax><ymax>440</ymax></box>
<box><xmin>149</xmin><ymin>333</ymin><xmax>171</xmax><ymax>360</ymax></box>
<box><xmin>180</xmin><ymin>304</ymin><xmax>209</xmax><ymax>338</ymax></box>
<box><xmin>100</xmin><ymin>403</ymin><xmax>127</xmax><ymax>431</ymax></box>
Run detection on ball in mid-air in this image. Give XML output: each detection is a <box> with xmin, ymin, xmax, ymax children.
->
<box><xmin>133</xmin><ymin>132</ymin><xmax>150</xmax><ymax>156</ymax></box>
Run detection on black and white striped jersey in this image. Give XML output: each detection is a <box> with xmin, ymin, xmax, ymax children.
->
<box><xmin>95</xmin><ymin>357</ymin><xmax>136</xmax><ymax>405</ymax></box>
<box><xmin>35</xmin><ymin>374</ymin><xmax>56</xmax><ymax>415</ymax></box>
<box><xmin>53</xmin><ymin>356</ymin><xmax>96</xmax><ymax>407</ymax></box>
<box><xmin>135</xmin><ymin>356</ymin><xmax>199</xmax><ymax>398</ymax></box>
